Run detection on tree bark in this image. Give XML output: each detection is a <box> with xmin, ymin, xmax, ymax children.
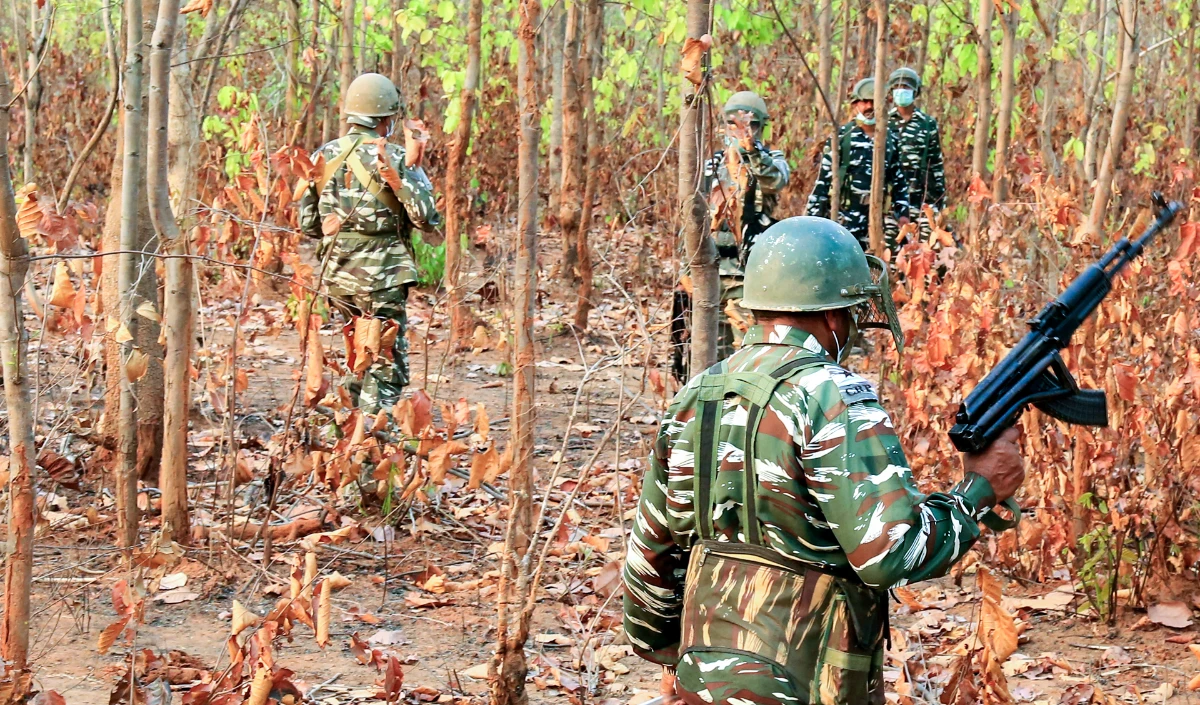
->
<box><xmin>21</xmin><ymin>0</ymin><xmax>49</xmax><ymax>183</ymax></box>
<box><xmin>1086</xmin><ymin>0</ymin><xmax>1139</xmax><ymax>236</ymax></box>
<box><xmin>338</xmin><ymin>0</ymin><xmax>356</xmax><ymax>135</ymax></box>
<box><xmin>115</xmin><ymin>0</ymin><xmax>148</xmax><ymax>548</ymax></box>
<box><xmin>573</xmin><ymin>0</ymin><xmax>602</xmax><ymax>331</ymax></box>
<box><xmin>490</xmin><ymin>4</ymin><xmax>539</xmax><ymax>703</ymax></box>
<box><xmin>916</xmin><ymin>1</ymin><xmax>934</xmax><ymax>77</ymax></box>
<box><xmin>970</xmin><ymin>0</ymin><xmax>994</xmax><ymax>180</ymax></box>
<box><xmin>681</xmin><ymin>0</ymin><xmax>718</xmax><ymax>375</ymax></box>
<box><xmin>149</xmin><ymin>0</ymin><xmax>191</xmax><ymax>541</ymax></box>
<box><xmin>58</xmin><ymin>0</ymin><xmax>120</xmax><ymax>212</ymax></box>
<box><xmin>854</xmin><ymin>0</ymin><xmax>872</xmax><ymax>81</ymax></box>
<box><xmin>443</xmin><ymin>0</ymin><xmax>483</xmax><ymax>350</ymax></box>
<box><xmin>830</xmin><ymin>0</ymin><xmax>854</xmax><ymax>220</ymax></box>
<box><xmin>284</xmin><ymin>0</ymin><xmax>301</xmax><ymax>124</ymax></box>
<box><xmin>557</xmin><ymin>2</ymin><xmax>582</xmax><ymax>281</ymax></box>
<box><xmin>1186</xmin><ymin>0</ymin><xmax>1197</xmax><ymax>153</ymax></box>
<box><xmin>992</xmin><ymin>7</ymin><xmax>1018</xmax><ymax>202</ymax></box>
<box><xmin>547</xmin><ymin>5</ymin><xmax>566</xmax><ymax>220</ymax></box>
<box><xmin>817</xmin><ymin>0</ymin><xmax>833</xmax><ymax>106</ymax></box>
<box><xmin>0</xmin><ymin>53</ymin><xmax>37</xmax><ymax>676</ymax></box>
<box><xmin>1037</xmin><ymin>0</ymin><xmax>1066</xmax><ymax>178</ymax></box>
<box><xmin>867</xmin><ymin>0</ymin><xmax>887</xmax><ymax>258</ymax></box>
<box><xmin>1083</xmin><ymin>0</ymin><xmax>1110</xmax><ymax>184</ymax></box>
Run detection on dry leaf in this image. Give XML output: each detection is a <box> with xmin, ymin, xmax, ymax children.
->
<box><xmin>155</xmin><ymin>591</ymin><xmax>199</xmax><ymax>604</ymax></box>
<box><xmin>978</xmin><ymin>567</ymin><xmax>1019</xmax><ymax>662</ymax></box>
<box><xmin>315</xmin><ymin>579</ymin><xmax>332</xmax><ymax>647</ymax></box>
<box><xmin>96</xmin><ymin>617</ymin><xmax>129</xmax><ymax>654</ymax></box>
<box><xmin>327</xmin><ymin>572</ymin><xmax>352</xmax><ymax>590</ymax></box>
<box><xmin>468</xmin><ymin>445</ymin><xmax>498</xmax><ymax>490</ymax></box>
<box><xmin>135</xmin><ymin>300</ymin><xmax>161</xmax><ymax>323</ymax></box>
<box><xmin>321</xmin><ymin>213</ymin><xmax>343</xmax><ymax>237</ymax></box>
<box><xmin>304</xmin><ymin>320</ymin><xmax>325</xmax><ymax>406</ymax></box>
<box><xmin>180</xmin><ymin>0</ymin><xmax>213</xmax><ymax>15</ymax></box>
<box><xmin>247</xmin><ymin>664</ymin><xmax>272</xmax><ymax>705</ymax></box>
<box><xmin>303</xmin><ymin>551</ymin><xmax>317</xmax><ymax>602</ymax></box>
<box><xmin>232</xmin><ymin>600</ymin><xmax>261</xmax><ymax>636</ymax></box>
<box><xmin>1148</xmin><ymin>601</ymin><xmax>1194</xmax><ymax>629</ymax></box>
<box><xmin>428</xmin><ymin>440</ymin><xmax>469</xmax><ymax>484</ymax></box>
<box><xmin>16</xmin><ymin>187</ymin><xmax>41</xmax><ymax>241</ymax></box>
<box><xmin>126</xmin><ymin>348</ymin><xmax>149</xmax><ymax>383</ymax></box>
<box><xmin>471</xmin><ymin>325</ymin><xmax>490</xmax><ymax>351</ymax></box>
<box><xmin>48</xmin><ymin>262</ymin><xmax>76</xmax><ymax>308</ymax></box>
<box><xmin>680</xmin><ymin>34</ymin><xmax>713</xmax><ymax>86</ymax></box>
<box><xmin>115</xmin><ymin>323</ymin><xmax>134</xmax><ymax>344</ymax></box>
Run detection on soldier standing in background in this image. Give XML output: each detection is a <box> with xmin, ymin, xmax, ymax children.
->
<box><xmin>887</xmin><ymin>67</ymin><xmax>948</xmax><ymax>247</ymax></box>
<box><xmin>624</xmin><ymin>217</ymin><xmax>1025</xmax><ymax>704</ymax></box>
<box><xmin>672</xmin><ymin>91</ymin><xmax>790</xmax><ymax>379</ymax></box>
<box><xmin>299</xmin><ymin>72</ymin><xmax>441</xmax><ymax>414</ymax></box>
<box><xmin>805</xmin><ymin>78</ymin><xmax>911</xmax><ymax>253</ymax></box>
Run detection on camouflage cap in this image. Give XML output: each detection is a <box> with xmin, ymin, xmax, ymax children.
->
<box><xmin>741</xmin><ymin>216</ymin><xmax>903</xmax><ymax>352</ymax></box>
<box><xmin>850</xmin><ymin>77</ymin><xmax>876</xmax><ymax>102</ymax></box>
<box><xmin>345</xmin><ymin>73</ymin><xmax>402</xmax><ymax>127</ymax></box>
<box><xmin>888</xmin><ymin>67</ymin><xmax>922</xmax><ymax>92</ymax></box>
<box><xmin>723</xmin><ymin>91</ymin><xmax>769</xmax><ymax>121</ymax></box>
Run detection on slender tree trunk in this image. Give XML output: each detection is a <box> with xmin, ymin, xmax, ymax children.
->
<box><xmin>0</xmin><ymin>56</ymin><xmax>36</xmax><ymax>677</ymax></box>
<box><xmin>992</xmin><ymin>8</ymin><xmax>1018</xmax><ymax>202</ymax></box>
<box><xmin>916</xmin><ymin>1</ymin><xmax>934</xmax><ymax>77</ymax></box>
<box><xmin>58</xmin><ymin>0</ymin><xmax>120</xmax><ymax>212</ymax></box>
<box><xmin>830</xmin><ymin>0</ymin><xmax>853</xmax><ymax>219</ymax></box>
<box><xmin>443</xmin><ymin>0</ymin><xmax>483</xmax><ymax>351</ymax></box>
<box><xmin>547</xmin><ymin>5</ymin><xmax>566</xmax><ymax>220</ymax></box>
<box><xmin>490</xmin><ymin>3</ymin><xmax>540</xmax><ymax>704</ymax></box>
<box><xmin>149</xmin><ymin>0</ymin><xmax>191</xmax><ymax>541</ymax></box>
<box><xmin>1086</xmin><ymin>0</ymin><xmax>1139</xmax><ymax>236</ymax></box>
<box><xmin>817</xmin><ymin>0</ymin><xmax>833</xmax><ymax>103</ymax></box>
<box><xmin>854</xmin><ymin>0</ymin><xmax>872</xmax><ymax>80</ymax></box>
<box><xmin>970</xmin><ymin>0</ymin><xmax>994</xmax><ymax>180</ymax></box>
<box><xmin>867</xmin><ymin>0</ymin><xmax>887</xmax><ymax>258</ymax></box>
<box><xmin>1186</xmin><ymin>0</ymin><xmax>1197</xmax><ymax>153</ymax></box>
<box><xmin>573</xmin><ymin>0</ymin><xmax>602</xmax><ymax>331</ymax></box>
<box><xmin>339</xmin><ymin>0</ymin><xmax>356</xmax><ymax>135</ymax></box>
<box><xmin>22</xmin><ymin>0</ymin><xmax>48</xmax><ymax>183</ymax></box>
<box><xmin>115</xmin><ymin>0</ymin><xmax>147</xmax><ymax>549</ymax></box>
<box><xmin>284</xmin><ymin>0</ymin><xmax>301</xmax><ymax>124</ymax></box>
<box><xmin>390</xmin><ymin>0</ymin><xmax>403</xmax><ymax>88</ymax></box>
<box><xmin>681</xmin><ymin>0</ymin><xmax>717</xmax><ymax>374</ymax></box>
<box><xmin>306</xmin><ymin>0</ymin><xmax>324</xmax><ymax>147</ymax></box>
<box><xmin>557</xmin><ymin>2</ymin><xmax>582</xmax><ymax>281</ymax></box>
<box><xmin>1083</xmin><ymin>0</ymin><xmax>1110</xmax><ymax>184</ymax></box>
<box><xmin>1038</xmin><ymin>0</ymin><xmax>1066</xmax><ymax>178</ymax></box>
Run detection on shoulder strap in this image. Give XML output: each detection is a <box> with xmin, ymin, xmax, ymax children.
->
<box><xmin>693</xmin><ymin>355</ymin><xmax>827</xmax><ymax>542</ymax></box>
<box><xmin>346</xmin><ymin>147</ymin><xmax>405</xmax><ymax>216</ymax></box>
<box><xmin>313</xmin><ymin>134</ymin><xmax>364</xmax><ymax>195</ymax></box>
<box><xmin>837</xmin><ymin>125</ymin><xmax>853</xmax><ymax>185</ymax></box>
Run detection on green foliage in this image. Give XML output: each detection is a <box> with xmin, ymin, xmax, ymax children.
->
<box><xmin>411</xmin><ymin>233</ymin><xmax>446</xmax><ymax>289</ymax></box>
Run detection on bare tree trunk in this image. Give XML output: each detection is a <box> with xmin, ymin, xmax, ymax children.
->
<box><xmin>1186</xmin><ymin>0</ymin><xmax>1197</xmax><ymax>153</ymax></box>
<box><xmin>1083</xmin><ymin>0</ymin><xmax>1110</xmax><ymax>184</ymax></box>
<box><xmin>490</xmin><ymin>3</ymin><xmax>539</xmax><ymax>703</ymax></box>
<box><xmin>149</xmin><ymin>0</ymin><xmax>191</xmax><ymax>541</ymax></box>
<box><xmin>284</xmin><ymin>0</ymin><xmax>301</xmax><ymax>124</ymax></box>
<box><xmin>338</xmin><ymin>0</ymin><xmax>355</xmax><ymax>135</ymax></box>
<box><xmin>970</xmin><ymin>0</ymin><xmax>994</xmax><ymax>180</ymax></box>
<box><xmin>830</xmin><ymin>0</ymin><xmax>853</xmax><ymax>219</ymax></box>
<box><xmin>854</xmin><ymin>0</ymin><xmax>872</xmax><ymax>80</ymax></box>
<box><xmin>58</xmin><ymin>0</ymin><xmax>120</xmax><ymax>211</ymax></box>
<box><xmin>867</xmin><ymin>0</ymin><xmax>888</xmax><ymax>258</ymax></box>
<box><xmin>389</xmin><ymin>0</ymin><xmax>402</xmax><ymax>87</ymax></box>
<box><xmin>443</xmin><ymin>0</ymin><xmax>483</xmax><ymax>351</ymax></box>
<box><xmin>916</xmin><ymin>1</ymin><xmax>934</xmax><ymax>76</ymax></box>
<box><xmin>557</xmin><ymin>2</ymin><xmax>582</xmax><ymax>281</ymax></box>
<box><xmin>573</xmin><ymin>0</ymin><xmax>602</xmax><ymax>331</ymax></box>
<box><xmin>1086</xmin><ymin>0</ymin><xmax>1139</xmax><ymax>236</ymax></box>
<box><xmin>115</xmin><ymin>0</ymin><xmax>147</xmax><ymax>548</ymax></box>
<box><xmin>0</xmin><ymin>56</ymin><xmax>36</xmax><ymax>677</ymax></box>
<box><xmin>817</xmin><ymin>0</ymin><xmax>833</xmax><ymax>102</ymax></box>
<box><xmin>992</xmin><ymin>7</ymin><xmax>1018</xmax><ymax>202</ymax></box>
<box><xmin>547</xmin><ymin>5</ymin><xmax>566</xmax><ymax>220</ymax></box>
<box><xmin>22</xmin><ymin>0</ymin><xmax>49</xmax><ymax>183</ymax></box>
<box><xmin>1038</xmin><ymin>0</ymin><xmax>1066</xmax><ymax>178</ymax></box>
<box><xmin>681</xmin><ymin>1</ymin><xmax>717</xmax><ymax>375</ymax></box>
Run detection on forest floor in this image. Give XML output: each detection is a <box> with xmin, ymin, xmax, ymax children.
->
<box><xmin>17</xmin><ymin>233</ymin><xmax>1200</xmax><ymax>705</ymax></box>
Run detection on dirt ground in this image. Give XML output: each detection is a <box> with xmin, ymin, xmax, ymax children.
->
<box><xmin>18</xmin><ymin>238</ymin><xmax>1200</xmax><ymax>704</ymax></box>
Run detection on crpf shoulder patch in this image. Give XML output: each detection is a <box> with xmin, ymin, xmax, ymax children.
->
<box><xmin>829</xmin><ymin>367</ymin><xmax>878</xmax><ymax>405</ymax></box>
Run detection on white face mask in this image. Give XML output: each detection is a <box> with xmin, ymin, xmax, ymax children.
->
<box><xmin>893</xmin><ymin>88</ymin><xmax>915</xmax><ymax>107</ymax></box>
<box><xmin>854</xmin><ymin>111</ymin><xmax>876</xmax><ymax>126</ymax></box>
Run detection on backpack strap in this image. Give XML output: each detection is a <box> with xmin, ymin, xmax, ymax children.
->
<box><xmin>345</xmin><ymin>148</ymin><xmax>406</xmax><ymax>216</ymax></box>
<box><xmin>313</xmin><ymin>134</ymin><xmax>365</xmax><ymax>195</ymax></box>
<box><xmin>693</xmin><ymin>355</ymin><xmax>828</xmax><ymax>543</ymax></box>
<box><xmin>836</xmin><ymin>124</ymin><xmax>853</xmax><ymax>186</ymax></box>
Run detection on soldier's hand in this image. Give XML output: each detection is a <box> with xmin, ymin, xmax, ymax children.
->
<box><xmin>727</xmin><ymin>111</ymin><xmax>755</xmax><ymax>152</ymax></box>
<box><xmin>963</xmin><ymin>426</ymin><xmax>1025</xmax><ymax>503</ymax></box>
<box><xmin>404</xmin><ymin>118</ymin><xmax>430</xmax><ymax>167</ymax></box>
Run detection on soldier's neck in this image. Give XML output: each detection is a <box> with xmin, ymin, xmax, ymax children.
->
<box><xmin>897</xmin><ymin>105</ymin><xmax>916</xmax><ymax>120</ymax></box>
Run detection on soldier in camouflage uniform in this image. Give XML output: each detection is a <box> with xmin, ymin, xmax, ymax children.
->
<box><xmin>886</xmin><ymin>67</ymin><xmax>947</xmax><ymax>247</ymax></box>
<box><xmin>624</xmin><ymin>217</ymin><xmax>1025</xmax><ymax>704</ymax></box>
<box><xmin>299</xmin><ymin>73</ymin><xmax>441</xmax><ymax>414</ymax></box>
<box><xmin>805</xmin><ymin>78</ymin><xmax>912</xmax><ymax>253</ymax></box>
<box><xmin>672</xmin><ymin>92</ymin><xmax>790</xmax><ymax>379</ymax></box>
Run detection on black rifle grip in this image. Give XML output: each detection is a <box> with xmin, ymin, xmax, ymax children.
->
<box><xmin>1033</xmin><ymin>389</ymin><xmax>1109</xmax><ymax>427</ymax></box>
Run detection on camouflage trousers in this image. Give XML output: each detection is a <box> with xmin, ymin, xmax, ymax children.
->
<box><xmin>330</xmin><ymin>287</ymin><xmax>410</xmax><ymax>416</ymax></box>
<box><xmin>677</xmin><ymin>542</ymin><xmax>887</xmax><ymax>705</ymax></box>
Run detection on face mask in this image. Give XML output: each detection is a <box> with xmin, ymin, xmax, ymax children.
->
<box><xmin>830</xmin><ymin>308</ymin><xmax>862</xmax><ymax>364</ymax></box>
<box><xmin>854</xmin><ymin>112</ymin><xmax>876</xmax><ymax>126</ymax></box>
<box><xmin>383</xmin><ymin>118</ymin><xmax>396</xmax><ymax>138</ymax></box>
<box><xmin>893</xmin><ymin>88</ymin><xmax>915</xmax><ymax>107</ymax></box>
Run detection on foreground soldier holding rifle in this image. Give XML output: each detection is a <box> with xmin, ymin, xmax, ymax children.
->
<box><xmin>624</xmin><ymin>197</ymin><xmax>1182</xmax><ymax>704</ymax></box>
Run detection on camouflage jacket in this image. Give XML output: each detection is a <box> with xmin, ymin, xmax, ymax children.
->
<box><xmin>804</xmin><ymin>123</ymin><xmax>912</xmax><ymax>247</ymax></box>
<box><xmin>622</xmin><ymin>324</ymin><xmax>999</xmax><ymax>666</ymax></box>
<box><xmin>888</xmin><ymin>107</ymin><xmax>946</xmax><ymax>209</ymax></box>
<box><xmin>702</xmin><ymin>143</ymin><xmax>790</xmax><ymax>277</ymax></box>
<box><xmin>298</xmin><ymin>126</ymin><xmax>440</xmax><ymax>293</ymax></box>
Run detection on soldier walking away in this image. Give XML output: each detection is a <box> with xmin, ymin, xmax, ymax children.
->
<box><xmin>624</xmin><ymin>217</ymin><xmax>1026</xmax><ymax>704</ymax></box>
<box><xmin>805</xmin><ymin>78</ymin><xmax>911</xmax><ymax>253</ymax></box>
<box><xmin>671</xmin><ymin>91</ymin><xmax>790</xmax><ymax>380</ymax></box>
<box><xmin>300</xmin><ymin>73</ymin><xmax>441</xmax><ymax>415</ymax></box>
<box><xmin>886</xmin><ymin>67</ymin><xmax>949</xmax><ymax>249</ymax></box>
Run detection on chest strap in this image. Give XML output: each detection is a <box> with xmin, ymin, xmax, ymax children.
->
<box><xmin>694</xmin><ymin>354</ymin><xmax>827</xmax><ymax>543</ymax></box>
<box><xmin>314</xmin><ymin>134</ymin><xmax>406</xmax><ymax>217</ymax></box>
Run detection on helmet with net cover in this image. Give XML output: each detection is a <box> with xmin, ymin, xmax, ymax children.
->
<box><xmin>888</xmin><ymin>67</ymin><xmax>922</xmax><ymax>94</ymax></box>
<box><xmin>723</xmin><ymin>91</ymin><xmax>769</xmax><ymax>122</ymax></box>
<box><xmin>850</xmin><ymin>78</ymin><xmax>876</xmax><ymax>102</ymax></box>
<box><xmin>741</xmin><ymin>216</ymin><xmax>904</xmax><ymax>352</ymax></box>
<box><xmin>344</xmin><ymin>73</ymin><xmax>402</xmax><ymax>127</ymax></box>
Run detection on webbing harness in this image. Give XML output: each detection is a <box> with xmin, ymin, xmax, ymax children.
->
<box><xmin>313</xmin><ymin>134</ymin><xmax>405</xmax><ymax>216</ymax></box>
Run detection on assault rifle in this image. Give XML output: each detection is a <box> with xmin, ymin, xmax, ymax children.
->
<box><xmin>949</xmin><ymin>193</ymin><xmax>1184</xmax><ymax>455</ymax></box>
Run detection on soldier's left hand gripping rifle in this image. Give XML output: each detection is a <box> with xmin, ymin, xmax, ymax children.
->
<box><xmin>948</xmin><ymin>193</ymin><xmax>1184</xmax><ymax>531</ymax></box>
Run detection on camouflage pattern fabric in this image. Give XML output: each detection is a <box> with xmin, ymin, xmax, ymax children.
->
<box><xmin>623</xmin><ymin>324</ymin><xmax>1000</xmax><ymax>704</ymax></box>
<box><xmin>299</xmin><ymin>125</ymin><xmax>441</xmax><ymax>414</ymax></box>
<box><xmin>701</xmin><ymin>144</ymin><xmax>789</xmax><ymax>360</ymax></box>
<box><xmin>887</xmin><ymin>107</ymin><xmax>946</xmax><ymax>210</ymax></box>
<box><xmin>804</xmin><ymin>123</ymin><xmax>912</xmax><ymax>251</ymax></box>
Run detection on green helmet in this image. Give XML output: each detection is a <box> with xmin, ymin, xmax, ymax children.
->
<box><xmin>850</xmin><ymin>78</ymin><xmax>876</xmax><ymax>102</ymax></box>
<box><xmin>723</xmin><ymin>91</ymin><xmax>769</xmax><ymax>122</ymax></box>
<box><xmin>741</xmin><ymin>216</ymin><xmax>904</xmax><ymax>352</ymax></box>
<box><xmin>888</xmin><ymin>67</ymin><xmax>922</xmax><ymax>93</ymax></box>
<box><xmin>345</xmin><ymin>73</ymin><xmax>402</xmax><ymax>127</ymax></box>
